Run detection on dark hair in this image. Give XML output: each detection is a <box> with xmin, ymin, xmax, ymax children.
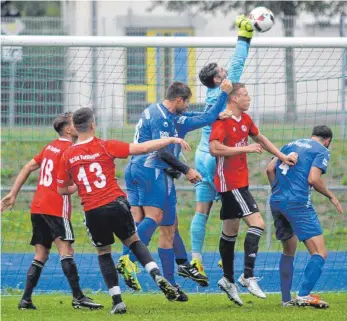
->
<box><xmin>53</xmin><ymin>112</ymin><xmax>72</xmax><ymax>135</ymax></box>
<box><xmin>73</xmin><ymin>107</ymin><xmax>94</xmax><ymax>133</ymax></box>
<box><xmin>165</xmin><ymin>81</ymin><xmax>192</xmax><ymax>101</ymax></box>
<box><xmin>199</xmin><ymin>63</ymin><xmax>218</xmax><ymax>88</ymax></box>
<box><xmin>311</xmin><ymin>125</ymin><xmax>333</xmax><ymax>140</ymax></box>
<box><xmin>227</xmin><ymin>83</ymin><xmax>246</xmax><ymax>102</ymax></box>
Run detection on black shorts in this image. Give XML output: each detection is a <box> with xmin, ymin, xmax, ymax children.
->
<box><xmin>30</xmin><ymin>214</ymin><xmax>75</xmax><ymax>249</ymax></box>
<box><xmin>84</xmin><ymin>197</ymin><xmax>136</xmax><ymax>247</ymax></box>
<box><xmin>220</xmin><ymin>186</ymin><xmax>259</xmax><ymax>220</ymax></box>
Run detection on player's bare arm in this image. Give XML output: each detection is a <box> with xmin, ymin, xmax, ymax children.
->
<box><xmin>266</xmin><ymin>157</ymin><xmax>278</xmax><ymax>185</ymax></box>
<box><xmin>209</xmin><ymin>139</ymin><xmax>262</xmax><ymax>157</ymax></box>
<box><xmin>308</xmin><ymin>167</ymin><xmax>344</xmax><ymax>214</ymax></box>
<box><xmin>1</xmin><ymin>159</ymin><xmax>40</xmax><ymax>212</ymax></box>
<box><xmin>251</xmin><ymin>134</ymin><xmax>297</xmax><ymax>166</ymax></box>
<box><xmin>129</xmin><ymin>137</ymin><xmax>190</xmax><ymax>155</ymax></box>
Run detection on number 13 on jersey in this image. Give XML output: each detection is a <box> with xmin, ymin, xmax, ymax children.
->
<box><xmin>77</xmin><ymin>162</ymin><xmax>106</xmax><ymax>192</ymax></box>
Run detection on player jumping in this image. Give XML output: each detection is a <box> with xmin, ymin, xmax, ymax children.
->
<box><xmin>190</xmin><ymin>15</ymin><xmax>254</xmax><ymax>278</ymax></box>
<box><xmin>209</xmin><ymin>83</ymin><xmax>297</xmax><ymax>305</ymax></box>
<box><xmin>266</xmin><ymin>125</ymin><xmax>344</xmax><ymax>308</ymax></box>
<box><xmin>1</xmin><ymin>112</ymin><xmax>102</xmax><ymax>311</ymax></box>
<box><xmin>57</xmin><ymin>107</ymin><xmax>191</xmax><ymax>314</ymax></box>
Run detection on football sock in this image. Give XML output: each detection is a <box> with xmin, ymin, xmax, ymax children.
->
<box><xmin>158</xmin><ymin>248</ymin><xmax>176</xmax><ymax>285</ymax></box>
<box><xmin>279</xmin><ymin>254</ymin><xmax>294</xmax><ymax>302</ymax></box>
<box><xmin>129</xmin><ymin>218</ymin><xmax>157</xmax><ymax>262</ymax></box>
<box><xmin>60</xmin><ymin>255</ymin><xmax>84</xmax><ymax>299</ymax></box>
<box><xmin>298</xmin><ymin>254</ymin><xmax>325</xmax><ymax>296</ymax></box>
<box><xmin>98</xmin><ymin>253</ymin><xmax>122</xmax><ymax>303</ymax></box>
<box><xmin>191</xmin><ymin>212</ymin><xmax>208</xmax><ymax>260</ymax></box>
<box><xmin>219</xmin><ymin>233</ymin><xmax>237</xmax><ymax>283</ymax></box>
<box><xmin>173</xmin><ymin>229</ymin><xmax>189</xmax><ymax>265</ymax></box>
<box><xmin>22</xmin><ymin>259</ymin><xmax>44</xmax><ymax>301</ymax></box>
<box><xmin>244</xmin><ymin>226</ymin><xmax>263</xmax><ymax>278</ymax></box>
<box><xmin>122</xmin><ymin>222</ymin><xmax>140</xmax><ymax>256</ymax></box>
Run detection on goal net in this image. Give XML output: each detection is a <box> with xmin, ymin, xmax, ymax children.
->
<box><xmin>1</xmin><ymin>36</ymin><xmax>346</xmax><ymax>294</ymax></box>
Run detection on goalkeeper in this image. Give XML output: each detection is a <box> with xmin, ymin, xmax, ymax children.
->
<box><xmin>189</xmin><ymin>15</ymin><xmax>254</xmax><ymax>278</ymax></box>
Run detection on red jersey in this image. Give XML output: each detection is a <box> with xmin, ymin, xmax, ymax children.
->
<box><xmin>31</xmin><ymin>138</ymin><xmax>73</xmax><ymax>218</ymax></box>
<box><xmin>209</xmin><ymin>113</ymin><xmax>259</xmax><ymax>192</ymax></box>
<box><xmin>58</xmin><ymin>137</ymin><xmax>130</xmax><ymax>211</ymax></box>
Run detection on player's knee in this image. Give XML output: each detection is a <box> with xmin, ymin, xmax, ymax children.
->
<box><xmin>317</xmin><ymin>250</ymin><xmax>328</xmax><ymax>260</ymax></box>
<box><xmin>196</xmin><ymin>202</ymin><xmax>212</xmax><ymax>215</ymax></box>
<box><xmin>97</xmin><ymin>245</ymin><xmax>112</xmax><ymax>256</ymax></box>
<box><xmin>35</xmin><ymin>246</ymin><xmax>50</xmax><ymax>262</ymax></box>
<box><xmin>159</xmin><ymin>226</ymin><xmax>175</xmax><ymax>247</ymax></box>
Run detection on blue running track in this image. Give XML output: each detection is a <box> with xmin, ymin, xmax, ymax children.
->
<box><xmin>2</xmin><ymin>252</ymin><xmax>346</xmax><ymax>293</ymax></box>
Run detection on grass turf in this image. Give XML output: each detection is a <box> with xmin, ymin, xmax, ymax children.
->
<box><xmin>2</xmin><ymin>293</ymin><xmax>347</xmax><ymax>321</ymax></box>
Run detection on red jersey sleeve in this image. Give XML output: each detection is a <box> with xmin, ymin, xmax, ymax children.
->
<box><xmin>57</xmin><ymin>153</ymin><xmax>72</xmax><ymax>188</ymax></box>
<box><xmin>249</xmin><ymin>117</ymin><xmax>259</xmax><ymax>137</ymax></box>
<box><xmin>209</xmin><ymin>120</ymin><xmax>227</xmax><ymax>143</ymax></box>
<box><xmin>33</xmin><ymin>147</ymin><xmax>45</xmax><ymax>165</ymax></box>
<box><xmin>103</xmin><ymin>140</ymin><xmax>130</xmax><ymax>159</ymax></box>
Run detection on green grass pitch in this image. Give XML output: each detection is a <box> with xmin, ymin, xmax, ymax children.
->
<box><xmin>2</xmin><ymin>293</ymin><xmax>347</xmax><ymax>321</ymax></box>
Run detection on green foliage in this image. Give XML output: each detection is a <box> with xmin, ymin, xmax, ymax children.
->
<box><xmin>149</xmin><ymin>1</ymin><xmax>347</xmax><ymax>21</ymax></box>
<box><xmin>12</xmin><ymin>1</ymin><xmax>61</xmax><ymax>17</ymax></box>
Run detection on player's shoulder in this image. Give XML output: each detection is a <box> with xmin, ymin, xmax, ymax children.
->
<box><xmin>42</xmin><ymin>138</ymin><xmax>72</xmax><ymax>154</ymax></box>
<box><xmin>241</xmin><ymin>112</ymin><xmax>254</xmax><ymax>123</ymax></box>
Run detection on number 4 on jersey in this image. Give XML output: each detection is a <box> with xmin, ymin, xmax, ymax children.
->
<box><xmin>279</xmin><ymin>162</ymin><xmax>289</xmax><ymax>175</ymax></box>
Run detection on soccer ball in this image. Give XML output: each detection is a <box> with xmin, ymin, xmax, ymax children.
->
<box><xmin>249</xmin><ymin>7</ymin><xmax>275</xmax><ymax>33</ymax></box>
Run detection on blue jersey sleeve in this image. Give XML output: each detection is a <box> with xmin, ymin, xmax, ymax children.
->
<box><xmin>227</xmin><ymin>39</ymin><xmax>250</xmax><ymax>83</ymax></box>
<box><xmin>175</xmin><ymin>91</ymin><xmax>228</xmax><ymax>135</ymax></box>
<box><xmin>312</xmin><ymin>149</ymin><xmax>330</xmax><ymax>174</ymax></box>
<box><xmin>182</xmin><ymin>111</ymin><xmax>203</xmax><ymax>117</ymax></box>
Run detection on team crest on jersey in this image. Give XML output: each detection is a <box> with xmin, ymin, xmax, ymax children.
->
<box><xmin>241</xmin><ymin>125</ymin><xmax>247</xmax><ymax>132</ymax></box>
<box><xmin>163</xmin><ymin>121</ymin><xmax>168</xmax><ymax>127</ymax></box>
<box><xmin>233</xmin><ymin>127</ymin><xmax>236</xmax><ymax>132</ymax></box>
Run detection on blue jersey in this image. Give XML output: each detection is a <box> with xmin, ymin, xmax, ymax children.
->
<box><xmin>174</xmin><ymin>91</ymin><xmax>228</xmax><ymax>158</ymax></box>
<box><xmin>130</xmin><ymin>103</ymin><xmax>177</xmax><ymax>169</ymax></box>
<box><xmin>270</xmin><ymin>139</ymin><xmax>330</xmax><ymax>204</ymax></box>
<box><xmin>198</xmin><ymin>40</ymin><xmax>250</xmax><ymax>152</ymax></box>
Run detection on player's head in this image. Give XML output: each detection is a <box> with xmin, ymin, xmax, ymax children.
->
<box><xmin>199</xmin><ymin>63</ymin><xmax>227</xmax><ymax>88</ymax></box>
<box><xmin>72</xmin><ymin>107</ymin><xmax>96</xmax><ymax>135</ymax></box>
<box><xmin>227</xmin><ymin>83</ymin><xmax>251</xmax><ymax>111</ymax></box>
<box><xmin>165</xmin><ymin>81</ymin><xmax>192</xmax><ymax>113</ymax></box>
<box><xmin>53</xmin><ymin>112</ymin><xmax>78</xmax><ymax>140</ymax></box>
<box><xmin>311</xmin><ymin>125</ymin><xmax>333</xmax><ymax>148</ymax></box>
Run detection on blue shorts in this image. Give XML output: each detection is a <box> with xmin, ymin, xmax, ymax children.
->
<box><xmin>125</xmin><ymin>163</ymin><xmax>176</xmax><ymax>226</ymax></box>
<box><xmin>270</xmin><ymin>201</ymin><xmax>323</xmax><ymax>242</ymax></box>
<box><xmin>194</xmin><ymin>149</ymin><xmax>219</xmax><ymax>202</ymax></box>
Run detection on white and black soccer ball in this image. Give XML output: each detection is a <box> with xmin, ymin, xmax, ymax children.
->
<box><xmin>249</xmin><ymin>7</ymin><xmax>275</xmax><ymax>33</ymax></box>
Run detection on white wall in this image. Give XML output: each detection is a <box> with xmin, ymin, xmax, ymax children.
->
<box><xmin>63</xmin><ymin>0</ymin><xmax>346</xmax><ymax>126</ymax></box>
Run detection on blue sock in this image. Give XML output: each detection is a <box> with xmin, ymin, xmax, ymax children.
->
<box><xmin>158</xmin><ymin>248</ymin><xmax>176</xmax><ymax>286</ymax></box>
<box><xmin>190</xmin><ymin>212</ymin><xmax>208</xmax><ymax>257</ymax></box>
<box><xmin>129</xmin><ymin>218</ymin><xmax>157</xmax><ymax>262</ymax></box>
<box><xmin>173</xmin><ymin>230</ymin><xmax>189</xmax><ymax>265</ymax></box>
<box><xmin>279</xmin><ymin>254</ymin><xmax>294</xmax><ymax>302</ymax></box>
<box><xmin>123</xmin><ymin>222</ymin><xmax>140</xmax><ymax>255</ymax></box>
<box><xmin>298</xmin><ymin>254</ymin><xmax>325</xmax><ymax>296</ymax></box>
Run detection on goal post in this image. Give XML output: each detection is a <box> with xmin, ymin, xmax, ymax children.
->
<box><xmin>1</xmin><ymin>36</ymin><xmax>346</xmax><ymax>294</ymax></box>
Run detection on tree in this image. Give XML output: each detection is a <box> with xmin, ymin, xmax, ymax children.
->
<box><xmin>149</xmin><ymin>1</ymin><xmax>347</xmax><ymax>121</ymax></box>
